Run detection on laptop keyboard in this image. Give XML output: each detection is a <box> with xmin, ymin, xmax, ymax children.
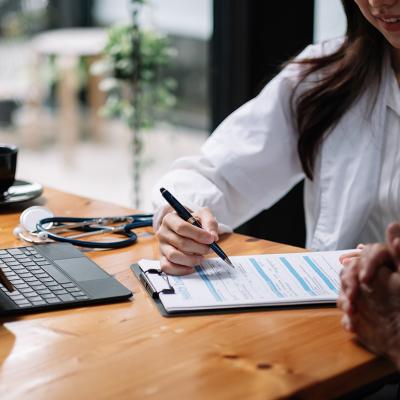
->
<box><xmin>0</xmin><ymin>246</ymin><xmax>89</xmax><ymax>309</ymax></box>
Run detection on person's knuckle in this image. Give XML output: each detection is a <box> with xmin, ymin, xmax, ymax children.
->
<box><xmin>159</xmin><ymin>243</ymin><xmax>168</xmax><ymax>256</ymax></box>
<box><xmin>155</xmin><ymin>228</ymin><xmax>163</xmax><ymax>241</ymax></box>
<box><xmin>163</xmin><ymin>246</ymin><xmax>175</xmax><ymax>260</ymax></box>
<box><xmin>193</xmin><ymin>233</ymin><xmax>203</xmax><ymax>243</ymax></box>
<box><xmin>162</xmin><ymin>212</ymin><xmax>173</xmax><ymax>226</ymax></box>
<box><xmin>198</xmin><ymin>244</ymin><xmax>210</xmax><ymax>254</ymax></box>
<box><xmin>180</xmin><ymin>239</ymin><xmax>193</xmax><ymax>253</ymax></box>
<box><xmin>161</xmin><ymin>245</ymin><xmax>170</xmax><ymax>258</ymax></box>
<box><xmin>193</xmin><ymin>230</ymin><xmax>205</xmax><ymax>242</ymax></box>
<box><xmin>171</xmin><ymin>249</ymin><xmax>183</xmax><ymax>262</ymax></box>
<box><xmin>160</xmin><ymin>257</ymin><xmax>170</xmax><ymax>270</ymax></box>
<box><xmin>189</xmin><ymin>255</ymin><xmax>200</xmax><ymax>266</ymax></box>
<box><xmin>174</xmin><ymin>222</ymin><xmax>187</xmax><ymax>236</ymax></box>
<box><xmin>174</xmin><ymin>235</ymin><xmax>186</xmax><ymax>250</ymax></box>
<box><xmin>161</xmin><ymin>264</ymin><xmax>173</xmax><ymax>274</ymax></box>
<box><xmin>176</xmin><ymin>238</ymin><xmax>186</xmax><ymax>251</ymax></box>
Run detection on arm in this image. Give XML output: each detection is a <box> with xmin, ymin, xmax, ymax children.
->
<box><xmin>152</xmin><ymin>43</ymin><xmax>331</xmax><ymax>274</ymax></box>
<box><xmin>152</xmin><ymin>62</ymin><xmax>307</xmax><ymax>230</ymax></box>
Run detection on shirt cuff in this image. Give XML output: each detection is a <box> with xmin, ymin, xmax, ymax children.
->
<box><xmin>152</xmin><ymin>204</ymin><xmax>172</xmax><ymax>231</ymax></box>
<box><xmin>217</xmin><ymin>222</ymin><xmax>233</xmax><ymax>234</ymax></box>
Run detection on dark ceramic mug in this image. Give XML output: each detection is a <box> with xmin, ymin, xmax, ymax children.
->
<box><xmin>0</xmin><ymin>144</ymin><xmax>17</xmax><ymax>197</ymax></box>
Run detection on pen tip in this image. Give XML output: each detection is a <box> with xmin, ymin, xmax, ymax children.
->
<box><xmin>225</xmin><ymin>258</ymin><xmax>235</xmax><ymax>268</ymax></box>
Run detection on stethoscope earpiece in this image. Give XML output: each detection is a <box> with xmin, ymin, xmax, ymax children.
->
<box><xmin>37</xmin><ymin>231</ymin><xmax>48</xmax><ymax>240</ymax></box>
<box><xmin>13</xmin><ymin>225</ymin><xmax>24</xmax><ymax>237</ymax></box>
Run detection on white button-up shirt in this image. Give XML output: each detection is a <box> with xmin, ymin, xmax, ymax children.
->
<box><xmin>359</xmin><ymin>60</ymin><xmax>400</xmax><ymax>243</ymax></box>
<box><xmin>152</xmin><ymin>38</ymin><xmax>395</xmax><ymax>251</ymax></box>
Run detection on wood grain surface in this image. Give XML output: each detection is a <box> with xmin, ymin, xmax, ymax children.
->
<box><xmin>0</xmin><ymin>188</ymin><xmax>395</xmax><ymax>399</ymax></box>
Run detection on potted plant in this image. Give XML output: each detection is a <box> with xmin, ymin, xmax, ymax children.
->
<box><xmin>92</xmin><ymin>0</ymin><xmax>176</xmax><ymax>208</ymax></box>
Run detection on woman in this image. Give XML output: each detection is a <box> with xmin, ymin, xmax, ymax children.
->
<box><xmin>152</xmin><ymin>0</ymin><xmax>400</xmax><ymax>276</ymax></box>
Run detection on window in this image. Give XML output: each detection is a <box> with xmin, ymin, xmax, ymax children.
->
<box><xmin>314</xmin><ymin>0</ymin><xmax>346</xmax><ymax>43</ymax></box>
<box><xmin>0</xmin><ymin>0</ymin><xmax>213</xmax><ymax>209</ymax></box>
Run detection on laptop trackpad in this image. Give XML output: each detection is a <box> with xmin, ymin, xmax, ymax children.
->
<box><xmin>54</xmin><ymin>258</ymin><xmax>109</xmax><ymax>282</ymax></box>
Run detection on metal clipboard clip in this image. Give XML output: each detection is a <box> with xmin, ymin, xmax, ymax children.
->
<box><xmin>139</xmin><ymin>268</ymin><xmax>175</xmax><ymax>299</ymax></box>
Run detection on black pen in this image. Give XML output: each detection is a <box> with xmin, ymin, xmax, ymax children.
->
<box><xmin>160</xmin><ymin>188</ymin><xmax>234</xmax><ymax>268</ymax></box>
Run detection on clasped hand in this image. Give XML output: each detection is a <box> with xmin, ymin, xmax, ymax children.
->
<box><xmin>338</xmin><ymin>223</ymin><xmax>400</xmax><ymax>368</ymax></box>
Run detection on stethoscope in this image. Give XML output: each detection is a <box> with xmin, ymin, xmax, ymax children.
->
<box><xmin>13</xmin><ymin>206</ymin><xmax>153</xmax><ymax>249</ymax></box>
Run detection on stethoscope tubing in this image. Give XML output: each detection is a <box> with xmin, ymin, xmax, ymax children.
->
<box><xmin>34</xmin><ymin>214</ymin><xmax>153</xmax><ymax>249</ymax></box>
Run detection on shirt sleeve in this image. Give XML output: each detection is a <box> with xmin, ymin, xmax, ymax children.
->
<box><xmin>151</xmin><ymin>43</ymin><xmax>327</xmax><ymax>231</ymax></box>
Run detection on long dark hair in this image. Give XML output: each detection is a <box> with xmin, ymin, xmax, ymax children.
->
<box><xmin>294</xmin><ymin>0</ymin><xmax>385</xmax><ymax>179</ymax></box>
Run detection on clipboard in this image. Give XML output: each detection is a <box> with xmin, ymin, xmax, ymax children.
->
<box><xmin>132</xmin><ymin>263</ymin><xmax>179</xmax><ymax>317</ymax></box>
<box><xmin>130</xmin><ymin>263</ymin><xmax>335</xmax><ymax>318</ymax></box>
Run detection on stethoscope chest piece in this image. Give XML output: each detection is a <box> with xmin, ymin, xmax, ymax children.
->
<box><xmin>20</xmin><ymin>206</ymin><xmax>54</xmax><ymax>231</ymax></box>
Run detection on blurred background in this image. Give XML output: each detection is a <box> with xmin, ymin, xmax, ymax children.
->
<box><xmin>0</xmin><ymin>0</ymin><xmax>345</xmax><ymax>245</ymax></box>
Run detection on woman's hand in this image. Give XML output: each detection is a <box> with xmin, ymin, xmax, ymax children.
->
<box><xmin>156</xmin><ymin>207</ymin><xmax>218</xmax><ymax>275</ymax></box>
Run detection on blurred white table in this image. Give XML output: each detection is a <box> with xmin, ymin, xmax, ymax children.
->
<box><xmin>32</xmin><ymin>28</ymin><xmax>107</xmax><ymax>162</ymax></box>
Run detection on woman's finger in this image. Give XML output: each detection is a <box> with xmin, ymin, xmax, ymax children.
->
<box><xmin>339</xmin><ymin>250</ymin><xmax>361</xmax><ymax>266</ymax></box>
<box><xmin>162</xmin><ymin>212</ymin><xmax>214</xmax><ymax>244</ymax></box>
<box><xmin>157</xmin><ymin>226</ymin><xmax>211</xmax><ymax>255</ymax></box>
<box><xmin>160</xmin><ymin>256</ymin><xmax>196</xmax><ymax>276</ymax></box>
<box><xmin>161</xmin><ymin>244</ymin><xmax>203</xmax><ymax>267</ymax></box>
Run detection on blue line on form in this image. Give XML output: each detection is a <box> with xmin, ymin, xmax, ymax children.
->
<box><xmin>194</xmin><ymin>266</ymin><xmax>222</xmax><ymax>302</ymax></box>
<box><xmin>249</xmin><ymin>258</ymin><xmax>284</xmax><ymax>298</ymax></box>
<box><xmin>279</xmin><ymin>257</ymin><xmax>316</xmax><ymax>296</ymax></box>
<box><xmin>303</xmin><ymin>256</ymin><xmax>338</xmax><ymax>294</ymax></box>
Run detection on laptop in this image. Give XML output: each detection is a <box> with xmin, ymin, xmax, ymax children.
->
<box><xmin>0</xmin><ymin>243</ymin><xmax>132</xmax><ymax>315</ymax></box>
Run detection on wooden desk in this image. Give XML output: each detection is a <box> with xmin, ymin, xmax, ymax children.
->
<box><xmin>0</xmin><ymin>188</ymin><xmax>395</xmax><ymax>399</ymax></box>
